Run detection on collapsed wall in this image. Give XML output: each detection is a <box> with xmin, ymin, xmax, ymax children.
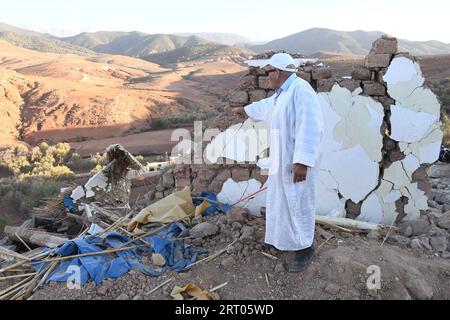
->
<box><xmin>168</xmin><ymin>36</ymin><xmax>443</xmax><ymax>224</ymax></box>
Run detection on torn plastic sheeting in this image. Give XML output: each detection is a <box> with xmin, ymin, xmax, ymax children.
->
<box><xmin>64</xmin><ymin>195</ymin><xmax>77</xmax><ymax>213</ymax></box>
<box><xmin>147</xmin><ymin>222</ymin><xmax>205</xmax><ymax>272</ymax></box>
<box><xmin>32</xmin><ymin>223</ymin><xmax>204</xmax><ymax>287</ymax></box>
<box><xmin>128</xmin><ymin>187</ymin><xmax>195</xmax><ymax>232</ymax></box>
<box><xmin>193</xmin><ymin>192</ymin><xmax>231</xmax><ymax>217</ymax></box>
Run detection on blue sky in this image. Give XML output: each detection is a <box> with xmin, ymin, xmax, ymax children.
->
<box><xmin>1</xmin><ymin>0</ymin><xmax>449</xmax><ymax>43</ymax></box>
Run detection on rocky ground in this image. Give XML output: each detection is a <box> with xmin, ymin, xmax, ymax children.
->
<box><xmin>0</xmin><ymin>162</ymin><xmax>446</xmax><ymax>300</ymax></box>
<box><xmin>24</xmin><ymin>163</ymin><xmax>450</xmax><ymax>301</ymax></box>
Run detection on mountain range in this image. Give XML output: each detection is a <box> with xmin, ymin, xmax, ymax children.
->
<box><xmin>1</xmin><ymin>23</ymin><xmax>450</xmax><ymax>64</ymax></box>
<box><xmin>248</xmin><ymin>28</ymin><xmax>450</xmax><ymax>56</ymax></box>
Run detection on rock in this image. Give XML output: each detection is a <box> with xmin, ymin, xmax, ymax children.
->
<box><xmin>162</xmin><ymin>170</ymin><xmax>175</xmax><ymax>189</ymax></box>
<box><xmin>227</xmin><ymin>208</ymin><xmax>247</xmax><ymax>224</ymax></box>
<box><xmin>346</xmin><ymin>201</ymin><xmax>362</xmax><ymax>219</ymax></box>
<box><xmin>325</xmin><ymin>283</ymin><xmax>341</xmax><ymax>295</ymax></box>
<box><xmin>317</xmin><ymin>79</ymin><xmax>335</xmax><ymax>92</ymax></box>
<box><xmin>427</xmin><ymin>165</ymin><xmax>450</xmax><ymax>179</ymax></box>
<box><xmin>133</xmin><ymin>295</ymin><xmax>143</xmax><ymax>300</ymax></box>
<box><xmin>221</xmin><ymin>256</ymin><xmax>236</xmax><ymax>270</ymax></box>
<box><xmin>387</xmin><ymin>235</ymin><xmax>411</xmax><ymax>248</ymax></box>
<box><xmin>377</xmin><ymin>96</ymin><xmax>396</xmax><ymax>110</ymax></box>
<box><xmin>229</xmin><ymin>91</ymin><xmax>249</xmax><ymax>104</ymax></box>
<box><xmin>274</xmin><ymin>262</ymin><xmax>285</xmax><ymax>273</ymax></box>
<box><xmin>231</xmin><ymin>222</ymin><xmax>243</xmax><ymax>231</ymax></box>
<box><xmin>97</xmin><ymin>280</ymin><xmax>114</xmax><ymax>296</ymax></box>
<box><xmin>249</xmin><ymin>90</ymin><xmax>267</xmax><ymax>103</ymax></box>
<box><xmin>258</xmin><ymin>76</ymin><xmax>272</xmax><ymax>90</ymax></box>
<box><xmin>419</xmin><ymin>237</ymin><xmax>433</xmax><ymax>251</ymax></box>
<box><xmin>429</xmin><ymin>230</ymin><xmax>447</xmax><ymax>253</ymax></box>
<box><xmin>441</xmin><ymin>251</ymin><xmax>450</xmax><ymax>259</ymax></box>
<box><xmin>363</xmin><ymin>81</ymin><xmax>386</xmax><ymax>96</ymax></box>
<box><xmin>240</xmin><ymin>75</ymin><xmax>258</xmax><ymax>89</ymax></box>
<box><xmin>365</xmin><ymin>54</ymin><xmax>391</xmax><ymax>69</ymax></box>
<box><xmin>240</xmin><ymin>226</ymin><xmax>255</xmax><ymax>243</ymax></box>
<box><xmin>367</xmin><ymin>230</ymin><xmax>381</xmax><ymax>241</ymax></box>
<box><xmin>151</xmin><ymin>254</ymin><xmax>166</xmax><ymax>267</ymax></box>
<box><xmin>434</xmin><ymin>192</ymin><xmax>450</xmax><ymax>205</ymax></box>
<box><xmin>115</xmin><ymin>293</ymin><xmax>129</xmax><ymax>300</ymax></box>
<box><xmin>399</xmin><ymin>220</ymin><xmax>431</xmax><ymax>237</ymax></box>
<box><xmin>231</xmin><ymin>168</ymin><xmax>251</xmax><ymax>182</ymax></box>
<box><xmin>389</xmin><ymin>150</ymin><xmax>406</xmax><ymax>162</ymax></box>
<box><xmin>242</xmin><ymin>246</ymin><xmax>250</xmax><ymax>257</ymax></box>
<box><xmin>404</xmin><ymin>277</ymin><xmax>433</xmax><ymax>300</ymax></box>
<box><xmin>155</xmin><ymin>184</ymin><xmax>165</xmax><ymax>192</ymax></box>
<box><xmin>312</xmin><ymin>68</ymin><xmax>332</xmax><ymax>80</ymax></box>
<box><xmin>339</xmin><ymin>79</ymin><xmax>361</xmax><ymax>92</ymax></box>
<box><xmin>297</xmin><ymin>71</ymin><xmax>311</xmax><ymax>83</ymax></box>
<box><xmin>155</xmin><ymin>191</ymin><xmax>164</xmax><ymax>200</ymax></box>
<box><xmin>372</xmin><ymin>36</ymin><xmax>398</xmax><ymax>54</ymax></box>
<box><xmin>351</xmin><ymin>68</ymin><xmax>371</xmax><ymax>81</ymax></box>
<box><xmin>410</xmin><ymin>239</ymin><xmax>423</xmax><ymax>252</ymax></box>
<box><xmin>190</xmin><ymin>222</ymin><xmax>219</xmax><ymax>239</ymax></box>
<box><xmin>437</xmin><ymin>211</ymin><xmax>450</xmax><ymax>231</ymax></box>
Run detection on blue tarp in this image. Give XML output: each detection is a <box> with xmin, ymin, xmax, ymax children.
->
<box><xmin>32</xmin><ymin>222</ymin><xmax>205</xmax><ymax>287</ymax></box>
<box><xmin>193</xmin><ymin>192</ymin><xmax>231</xmax><ymax>216</ymax></box>
<box><xmin>64</xmin><ymin>195</ymin><xmax>77</xmax><ymax>214</ymax></box>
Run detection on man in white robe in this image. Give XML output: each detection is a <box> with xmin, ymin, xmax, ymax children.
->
<box><xmin>234</xmin><ymin>53</ymin><xmax>324</xmax><ymax>272</ymax></box>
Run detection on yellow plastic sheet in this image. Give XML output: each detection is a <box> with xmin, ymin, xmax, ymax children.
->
<box><xmin>127</xmin><ymin>187</ymin><xmax>195</xmax><ymax>232</ymax></box>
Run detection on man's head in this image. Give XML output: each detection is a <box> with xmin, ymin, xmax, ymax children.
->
<box><xmin>261</xmin><ymin>53</ymin><xmax>298</xmax><ymax>90</ymax></box>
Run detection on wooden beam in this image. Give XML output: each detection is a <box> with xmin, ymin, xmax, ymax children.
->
<box><xmin>4</xmin><ymin>226</ymin><xmax>68</xmax><ymax>249</ymax></box>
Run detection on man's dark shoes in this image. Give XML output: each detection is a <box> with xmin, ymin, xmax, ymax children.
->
<box><xmin>260</xmin><ymin>240</ymin><xmax>276</xmax><ymax>250</ymax></box>
<box><xmin>288</xmin><ymin>245</ymin><xmax>315</xmax><ymax>273</ymax></box>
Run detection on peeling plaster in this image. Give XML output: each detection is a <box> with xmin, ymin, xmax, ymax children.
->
<box><xmin>320</xmin><ymin>85</ymin><xmax>384</xmax><ymax>162</ymax></box>
<box><xmin>205</xmin><ymin>119</ymin><xmax>269</xmax><ymax>164</ymax></box>
<box><xmin>357</xmin><ymin>55</ymin><xmax>444</xmax><ymax>223</ymax></box>
<box><xmin>217</xmin><ymin>178</ymin><xmax>267</xmax><ymax>215</ymax></box>
<box><xmin>321</xmin><ymin>144</ymin><xmax>380</xmax><ymax>203</ymax></box>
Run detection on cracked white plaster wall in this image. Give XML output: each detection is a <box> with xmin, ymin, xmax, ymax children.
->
<box><xmin>315</xmin><ymin>170</ymin><xmax>346</xmax><ymax>216</ymax></box>
<box><xmin>205</xmin><ymin>118</ymin><xmax>269</xmax><ymax>164</ymax></box>
<box><xmin>359</xmin><ymin>181</ymin><xmax>399</xmax><ymax>224</ymax></box>
<box><xmin>390</xmin><ymin>106</ymin><xmax>438</xmax><ymax>143</ymax></box>
<box><xmin>217</xmin><ymin>178</ymin><xmax>267</xmax><ymax>215</ymax></box>
<box><xmin>315</xmin><ymin>84</ymin><xmax>383</xmax><ymax>214</ymax></box>
<box><xmin>320</xmin><ymin>85</ymin><xmax>384</xmax><ymax>162</ymax></box>
<box><xmin>320</xmin><ymin>144</ymin><xmax>380</xmax><ymax>203</ymax></box>
<box><xmin>384</xmin><ymin>56</ymin><xmax>443</xmax><ymax>165</ymax></box>
<box><xmin>357</xmin><ymin>55</ymin><xmax>444</xmax><ymax>224</ymax></box>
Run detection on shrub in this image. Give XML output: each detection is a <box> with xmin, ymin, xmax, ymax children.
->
<box><xmin>0</xmin><ymin>176</ymin><xmax>65</xmax><ymax>216</ymax></box>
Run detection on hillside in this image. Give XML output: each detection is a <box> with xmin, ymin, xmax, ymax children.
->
<box><xmin>0</xmin><ymin>23</ymin><xmax>94</xmax><ymax>55</ymax></box>
<box><xmin>175</xmin><ymin>32</ymin><xmax>250</xmax><ymax>46</ymax></box>
<box><xmin>0</xmin><ymin>39</ymin><xmax>247</xmax><ymax>148</ymax></box>
<box><xmin>143</xmin><ymin>43</ymin><xmax>253</xmax><ymax>65</ymax></box>
<box><xmin>250</xmin><ymin>28</ymin><xmax>450</xmax><ymax>56</ymax></box>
